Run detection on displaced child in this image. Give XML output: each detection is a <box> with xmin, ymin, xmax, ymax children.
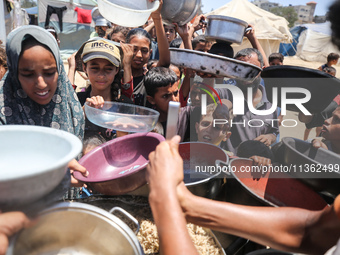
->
<box><xmin>195</xmin><ymin>103</ymin><xmax>231</xmax><ymax>148</ymax></box>
<box><xmin>145</xmin><ymin>67</ymin><xmax>179</xmax><ymax>124</ymax></box>
<box><xmin>318</xmin><ymin>53</ymin><xmax>339</xmax><ymax>71</ymax></box>
<box><xmin>268</xmin><ymin>52</ymin><xmax>284</xmax><ymax>66</ymax></box>
<box><xmin>312</xmin><ymin>106</ymin><xmax>340</xmax><ymax>154</ymax></box>
<box><xmin>124</xmin><ymin>2</ymin><xmax>170</xmax><ymax>106</ymax></box>
<box><xmin>76</xmin><ymin>38</ymin><xmax>132</xmax><ymax>141</ymax></box>
<box><xmin>0</xmin><ymin>25</ymin><xmax>87</xmax><ymax>187</ymax></box>
<box><xmin>107</xmin><ymin>26</ymin><xmax>130</xmax><ymax>43</ymax></box>
<box><xmin>192</xmin><ymin>35</ymin><xmax>212</xmax><ymax>52</ymax></box>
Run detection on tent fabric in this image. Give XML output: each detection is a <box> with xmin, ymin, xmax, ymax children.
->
<box><xmin>206</xmin><ymin>0</ymin><xmax>292</xmax><ymax>58</ymax></box>
<box><xmin>280</xmin><ymin>22</ymin><xmax>340</xmax><ymax>62</ymax></box>
<box><xmin>38</xmin><ymin>0</ymin><xmax>96</xmax><ymax>59</ymax></box>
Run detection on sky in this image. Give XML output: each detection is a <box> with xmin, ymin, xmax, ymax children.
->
<box><xmin>201</xmin><ymin>0</ymin><xmax>335</xmax><ymax>16</ymax></box>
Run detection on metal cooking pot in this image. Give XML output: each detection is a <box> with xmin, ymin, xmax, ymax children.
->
<box><xmin>128</xmin><ymin>142</ymin><xmax>229</xmax><ymax>199</ymax></box>
<box><xmin>206</xmin><ymin>15</ymin><xmax>249</xmax><ymax>44</ymax></box>
<box><xmin>272</xmin><ymin>137</ymin><xmax>340</xmax><ymax>195</ymax></box>
<box><xmin>7</xmin><ymin>202</ymin><xmax>143</xmax><ymax>255</ymax></box>
<box><xmin>161</xmin><ymin>0</ymin><xmax>201</xmax><ymax>26</ymax></box>
<box><xmin>180</xmin><ymin>142</ymin><xmax>229</xmax><ymax>199</ymax></box>
<box><xmin>224</xmin><ymin>158</ymin><xmax>327</xmax><ymax>210</ymax></box>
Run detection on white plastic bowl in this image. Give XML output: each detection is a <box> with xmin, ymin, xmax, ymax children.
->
<box><xmin>97</xmin><ymin>0</ymin><xmax>160</xmax><ymax>27</ymax></box>
<box><xmin>0</xmin><ymin>125</ymin><xmax>82</xmax><ymax>208</ymax></box>
<box><xmin>85</xmin><ymin>101</ymin><xmax>160</xmax><ymax>133</ymax></box>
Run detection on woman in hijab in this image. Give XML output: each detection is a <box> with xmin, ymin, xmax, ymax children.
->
<box><xmin>0</xmin><ymin>25</ymin><xmax>87</xmax><ymax>188</ymax></box>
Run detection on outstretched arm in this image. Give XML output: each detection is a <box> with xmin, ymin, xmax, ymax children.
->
<box><xmin>178</xmin><ymin>184</ymin><xmax>340</xmax><ymax>255</ymax></box>
<box><xmin>151</xmin><ymin>0</ymin><xmax>170</xmax><ymax>67</ymax></box>
<box><xmin>147</xmin><ymin>136</ymin><xmax>199</xmax><ymax>255</ymax></box>
<box><xmin>245</xmin><ymin>24</ymin><xmax>269</xmax><ymax>67</ymax></box>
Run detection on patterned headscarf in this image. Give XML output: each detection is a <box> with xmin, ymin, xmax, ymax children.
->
<box><xmin>0</xmin><ymin>25</ymin><xmax>84</xmax><ymax>140</ymax></box>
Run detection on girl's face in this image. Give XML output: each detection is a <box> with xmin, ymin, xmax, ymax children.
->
<box><xmin>129</xmin><ymin>36</ymin><xmax>151</xmax><ymax>70</ymax></box>
<box><xmin>18</xmin><ymin>45</ymin><xmax>58</xmax><ymax>105</ymax></box>
<box><xmin>84</xmin><ymin>58</ymin><xmax>119</xmax><ymax>91</ymax></box>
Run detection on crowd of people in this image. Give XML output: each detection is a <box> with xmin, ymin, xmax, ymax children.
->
<box><xmin>0</xmin><ymin>0</ymin><xmax>340</xmax><ymax>254</ymax></box>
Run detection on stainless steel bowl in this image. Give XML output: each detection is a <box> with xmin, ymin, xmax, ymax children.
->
<box><xmin>206</xmin><ymin>15</ymin><xmax>248</xmax><ymax>44</ymax></box>
<box><xmin>7</xmin><ymin>202</ymin><xmax>143</xmax><ymax>255</ymax></box>
<box><xmin>161</xmin><ymin>0</ymin><xmax>201</xmax><ymax>26</ymax></box>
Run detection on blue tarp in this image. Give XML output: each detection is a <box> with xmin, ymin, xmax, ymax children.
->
<box><xmin>279</xmin><ymin>26</ymin><xmax>306</xmax><ymax>56</ymax></box>
<box><xmin>279</xmin><ymin>22</ymin><xmax>332</xmax><ymax>56</ymax></box>
<box><xmin>25</xmin><ymin>6</ymin><xmax>38</xmax><ymax>15</ymax></box>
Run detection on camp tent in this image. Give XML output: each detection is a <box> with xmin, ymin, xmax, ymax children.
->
<box><xmin>206</xmin><ymin>0</ymin><xmax>292</xmax><ymax>58</ymax></box>
<box><xmin>37</xmin><ymin>0</ymin><xmax>97</xmax><ymax>59</ymax></box>
<box><xmin>280</xmin><ymin>22</ymin><xmax>340</xmax><ymax>63</ymax></box>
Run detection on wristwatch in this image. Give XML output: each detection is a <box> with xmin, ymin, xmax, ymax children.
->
<box><xmin>122</xmin><ymin>83</ymin><xmax>131</xmax><ymax>90</ymax></box>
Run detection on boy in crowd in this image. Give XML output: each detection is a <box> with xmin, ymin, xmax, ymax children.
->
<box><xmin>195</xmin><ymin>103</ymin><xmax>231</xmax><ymax>147</ymax></box>
<box><xmin>268</xmin><ymin>52</ymin><xmax>284</xmax><ymax>66</ymax></box>
<box><xmin>192</xmin><ymin>35</ymin><xmax>212</xmax><ymax>53</ymax></box>
<box><xmin>144</xmin><ymin>67</ymin><xmax>184</xmax><ymax>138</ymax></box>
<box><xmin>318</xmin><ymin>52</ymin><xmax>339</xmax><ymax>72</ymax></box>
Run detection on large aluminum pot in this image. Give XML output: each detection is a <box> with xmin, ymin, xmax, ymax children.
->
<box><xmin>161</xmin><ymin>0</ymin><xmax>201</xmax><ymax>26</ymax></box>
<box><xmin>206</xmin><ymin>15</ymin><xmax>249</xmax><ymax>44</ymax></box>
<box><xmin>7</xmin><ymin>202</ymin><xmax>143</xmax><ymax>255</ymax></box>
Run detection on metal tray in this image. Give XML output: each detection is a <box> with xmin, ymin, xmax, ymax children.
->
<box><xmin>170</xmin><ymin>48</ymin><xmax>262</xmax><ymax>81</ymax></box>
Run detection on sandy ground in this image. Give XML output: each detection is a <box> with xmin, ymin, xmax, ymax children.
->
<box><xmin>64</xmin><ymin>56</ymin><xmax>339</xmax><ymax>142</ymax></box>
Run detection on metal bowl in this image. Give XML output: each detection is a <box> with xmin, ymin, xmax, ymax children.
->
<box><xmin>74</xmin><ymin>132</ymin><xmax>165</xmax><ymax>195</ymax></box>
<box><xmin>98</xmin><ymin>0</ymin><xmax>159</xmax><ymax>27</ymax></box>
<box><xmin>180</xmin><ymin>142</ymin><xmax>228</xmax><ymax>199</ymax></box>
<box><xmin>161</xmin><ymin>0</ymin><xmax>201</xmax><ymax>26</ymax></box>
<box><xmin>7</xmin><ymin>202</ymin><xmax>143</xmax><ymax>255</ymax></box>
<box><xmin>170</xmin><ymin>48</ymin><xmax>262</xmax><ymax>81</ymax></box>
<box><xmin>206</xmin><ymin>15</ymin><xmax>249</xmax><ymax>44</ymax></box>
<box><xmin>277</xmin><ymin>137</ymin><xmax>340</xmax><ymax>195</ymax></box>
<box><xmin>0</xmin><ymin>125</ymin><xmax>82</xmax><ymax>210</ymax></box>
<box><xmin>225</xmin><ymin>158</ymin><xmax>328</xmax><ymax>210</ymax></box>
<box><xmin>128</xmin><ymin>142</ymin><xmax>229</xmax><ymax>199</ymax></box>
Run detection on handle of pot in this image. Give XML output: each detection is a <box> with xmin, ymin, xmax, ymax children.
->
<box><xmin>109</xmin><ymin>207</ymin><xmax>140</xmax><ymax>235</ymax></box>
<box><xmin>244</xmin><ymin>27</ymin><xmax>252</xmax><ymax>34</ymax></box>
<box><xmin>215</xmin><ymin>159</ymin><xmax>231</xmax><ymax>176</ymax></box>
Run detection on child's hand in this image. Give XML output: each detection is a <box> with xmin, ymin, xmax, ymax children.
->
<box><xmin>86</xmin><ymin>96</ymin><xmax>104</xmax><ymax>108</ymax></box>
<box><xmin>312</xmin><ymin>138</ymin><xmax>328</xmax><ymax>150</ymax></box>
<box><xmin>67</xmin><ymin>52</ymin><xmax>77</xmax><ymax>70</ymax></box>
<box><xmin>120</xmin><ymin>42</ymin><xmax>134</xmax><ymax>67</ymax></box>
<box><xmin>150</xmin><ymin>0</ymin><xmax>163</xmax><ymax>19</ymax></box>
<box><xmin>174</xmin><ymin>23</ymin><xmax>190</xmax><ymax>40</ymax></box>
<box><xmin>191</xmin><ymin>14</ymin><xmax>207</xmax><ymax>33</ymax></box>
<box><xmin>244</xmin><ymin>24</ymin><xmax>256</xmax><ymax>42</ymax></box>
<box><xmin>0</xmin><ymin>212</ymin><xmax>34</xmax><ymax>255</ymax></box>
<box><xmin>68</xmin><ymin>159</ymin><xmax>89</xmax><ymax>188</ymax></box>
<box><xmin>250</xmin><ymin>155</ymin><xmax>272</xmax><ymax>180</ymax></box>
<box><xmin>254</xmin><ymin>134</ymin><xmax>274</xmax><ymax>146</ymax></box>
